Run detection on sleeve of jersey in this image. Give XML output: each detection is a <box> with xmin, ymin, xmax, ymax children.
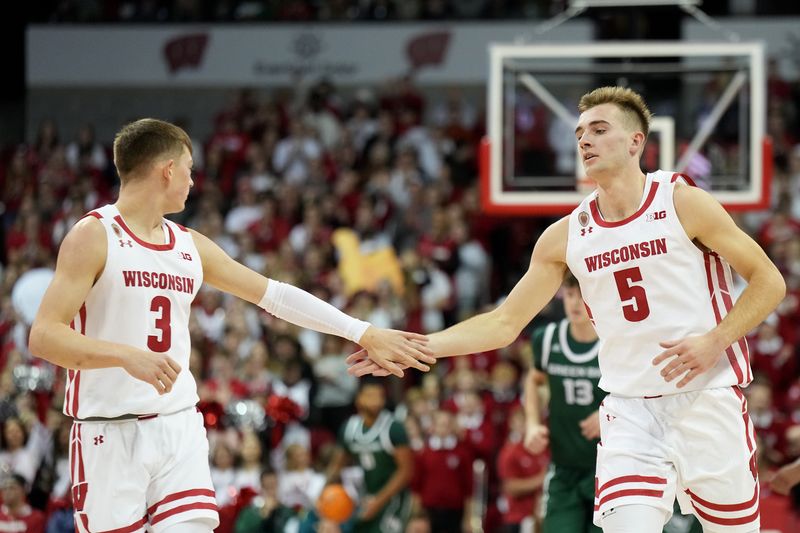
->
<box><xmin>530</xmin><ymin>326</ymin><xmax>546</xmax><ymax>371</ymax></box>
<box><xmin>389</xmin><ymin>420</ymin><xmax>410</xmax><ymax>447</ymax></box>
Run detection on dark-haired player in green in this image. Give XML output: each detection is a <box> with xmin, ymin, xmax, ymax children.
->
<box><xmin>524</xmin><ymin>273</ymin><xmax>604</xmax><ymax>533</ymax></box>
<box><xmin>328</xmin><ymin>380</ymin><xmax>413</xmax><ymax>533</ymax></box>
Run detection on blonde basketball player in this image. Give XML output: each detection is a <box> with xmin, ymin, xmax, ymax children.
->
<box><xmin>29</xmin><ymin>119</ymin><xmax>434</xmax><ymax>533</ymax></box>
<box><xmin>349</xmin><ymin>87</ymin><xmax>785</xmax><ymax>533</ymax></box>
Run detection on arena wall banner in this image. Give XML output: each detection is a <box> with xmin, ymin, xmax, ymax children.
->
<box><xmin>27</xmin><ymin>23</ymin><xmax>593</xmax><ymax>87</ymax></box>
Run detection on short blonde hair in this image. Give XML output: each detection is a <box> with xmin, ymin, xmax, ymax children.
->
<box><xmin>578</xmin><ymin>86</ymin><xmax>652</xmax><ymax>138</ymax></box>
<box><xmin>113</xmin><ymin>118</ymin><xmax>192</xmax><ymax>181</ymax></box>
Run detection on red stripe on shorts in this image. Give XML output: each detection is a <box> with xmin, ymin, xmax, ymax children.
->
<box><xmin>691</xmin><ymin>503</ymin><xmax>760</xmax><ymax>526</ymax></box>
<box><xmin>594</xmin><ymin>488</ymin><xmax>665</xmax><ymax>510</ymax></box>
<box><xmin>149</xmin><ymin>502</ymin><xmax>219</xmax><ymax>526</ymax></box>
<box><xmin>147</xmin><ymin>488</ymin><xmax>217</xmax><ymax>516</ymax></box>
<box><xmin>685</xmin><ymin>484</ymin><xmax>758</xmax><ymax>512</ymax></box>
<box><xmin>596</xmin><ymin>475</ymin><xmax>667</xmax><ymax>497</ymax></box>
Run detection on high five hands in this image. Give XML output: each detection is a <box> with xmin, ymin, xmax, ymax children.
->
<box><xmin>355</xmin><ymin>327</ymin><xmax>435</xmax><ymax>377</ymax></box>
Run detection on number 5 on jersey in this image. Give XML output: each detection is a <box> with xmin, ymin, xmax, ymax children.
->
<box><xmin>613</xmin><ymin>267</ymin><xmax>650</xmax><ymax>322</ymax></box>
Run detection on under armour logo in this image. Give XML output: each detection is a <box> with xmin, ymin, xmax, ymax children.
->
<box><xmin>119</xmin><ymin>240</ymin><xmax>133</xmax><ymax>248</ymax></box>
<box><xmin>606</xmin><ymin>414</ymin><xmax>616</xmax><ymax>422</ymax></box>
<box><xmin>94</xmin><ymin>436</ymin><xmax>104</xmax><ymax>445</ymax></box>
<box><xmin>581</xmin><ymin>227</ymin><xmax>594</xmax><ymax>236</ymax></box>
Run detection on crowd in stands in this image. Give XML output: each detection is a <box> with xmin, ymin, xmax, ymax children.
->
<box><xmin>1</xmin><ymin>63</ymin><xmax>800</xmax><ymax>531</ymax></box>
<box><xmin>29</xmin><ymin>0</ymin><xmax>800</xmax><ymax>23</ymax></box>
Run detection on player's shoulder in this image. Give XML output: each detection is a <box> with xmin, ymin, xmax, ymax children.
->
<box><xmin>534</xmin><ymin>216</ymin><xmax>569</xmax><ymax>257</ymax></box>
<box><xmin>63</xmin><ymin>213</ymin><xmax>107</xmax><ymax>248</ymax></box>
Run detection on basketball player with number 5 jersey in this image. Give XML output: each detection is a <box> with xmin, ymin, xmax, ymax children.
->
<box><xmin>29</xmin><ymin>119</ymin><xmax>435</xmax><ymax>533</ymax></box>
<box><xmin>349</xmin><ymin>86</ymin><xmax>785</xmax><ymax>533</ymax></box>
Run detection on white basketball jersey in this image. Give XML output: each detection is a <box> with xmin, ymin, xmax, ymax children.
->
<box><xmin>64</xmin><ymin>204</ymin><xmax>203</xmax><ymax>418</ymax></box>
<box><xmin>565</xmin><ymin>171</ymin><xmax>751</xmax><ymax>396</ymax></box>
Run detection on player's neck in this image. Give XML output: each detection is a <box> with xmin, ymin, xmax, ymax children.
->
<box><xmin>593</xmin><ymin>169</ymin><xmax>647</xmax><ymax>222</ymax></box>
<box><xmin>360</xmin><ymin>412</ymin><xmax>378</xmax><ymax>428</ymax></box>
<box><xmin>116</xmin><ymin>182</ymin><xmax>168</xmax><ymax>238</ymax></box>
<box><xmin>569</xmin><ymin>320</ymin><xmax>597</xmax><ymax>343</ymax></box>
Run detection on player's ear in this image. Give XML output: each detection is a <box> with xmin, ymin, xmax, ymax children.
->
<box><xmin>629</xmin><ymin>131</ymin><xmax>645</xmax><ymax>156</ymax></box>
<box><xmin>161</xmin><ymin>159</ymin><xmax>175</xmax><ymax>181</ymax></box>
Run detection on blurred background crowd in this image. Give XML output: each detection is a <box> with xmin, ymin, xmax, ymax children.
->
<box><xmin>2</xmin><ymin>1</ymin><xmax>800</xmax><ymax>533</ymax></box>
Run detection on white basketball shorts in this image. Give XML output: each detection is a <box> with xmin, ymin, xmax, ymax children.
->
<box><xmin>593</xmin><ymin>387</ymin><xmax>759</xmax><ymax>532</ymax></box>
<box><xmin>70</xmin><ymin>407</ymin><xmax>219</xmax><ymax>532</ymax></box>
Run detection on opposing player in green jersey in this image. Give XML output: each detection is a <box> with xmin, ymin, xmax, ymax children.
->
<box><xmin>524</xmin><ymin>273</ymin><xmax>603</xmax><ymax>533</ymax></box>
<box><xmin>328</xmin><ymin>380</ymin><xmax>413</xmax><ymax>533</ymax></box>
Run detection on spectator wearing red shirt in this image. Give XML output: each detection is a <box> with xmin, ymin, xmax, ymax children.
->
<box><xmin>0</xmin><ymin>474</ymin><xmax>45</xmax><ymax>533</ymax></box>
<box><xmin>455</xmin><ymin>391</ymin><xmax>496</xmax><ymax>465</ymax></box>
<box><xmin>497</xmin><ymin>408</ymin><xmax>548</xmax><ymax>533</ymax></box>
<box><xmin>412</xmin><ymin>410</ymin><xmax>473</xmax><ymax>533</ymax></box>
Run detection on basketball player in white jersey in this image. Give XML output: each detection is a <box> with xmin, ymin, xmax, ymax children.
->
<box><xmin>349</xmin><ymin>87</ymin><xmax>786</xmax><ymax>533</ymax></box>
<box><xmin>28</xmin><ymin>118</ymin><xmax>435</xmax><ymax>533</ymax></box>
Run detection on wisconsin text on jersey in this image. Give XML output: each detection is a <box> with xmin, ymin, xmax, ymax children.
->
<box><xmin>583</xmin><ymin>237</ymin><xmax>667</xmax><ymax>273</ymax></box>
<box><xmin>122</xmin><ymin>270</ymin><xmax>195</xmax><ymax>294</ymax></box>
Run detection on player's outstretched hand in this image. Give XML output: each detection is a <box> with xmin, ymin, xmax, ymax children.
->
<box><xmin>355</xmin><ymin>327</ymin><xmax>434</xmax><ymax>377</ymax></box>
<box><xmin>122</xmin><ymin>351</ymin><xmax>181</xmax><ymax>395</ymax></box>
<box><xmin>651</xmin><ymin>333</ymin><xmax>725</xmax><ymax>388</ymax></box>
<box><xmin>524</xmin><ymin>424</ymin><xmax>549</xmax><ymax>454</ymax></box>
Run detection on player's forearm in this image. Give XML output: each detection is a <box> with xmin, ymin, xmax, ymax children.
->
<box><xmin>29</xmin><ymin>321</ymin><xmax>129</xmax><ymax>370</ymax></box>
<box><xmin>709</xmin><ymin>267</ymin><xmax>785</xmax><ymax>349</ymax></box>
<box><xmin>428</xmin><ymin>308</ymin><xmax>520</xmax><ymax>358</ymax></box>
<box><xmin>524</xmin><ymin>372</ymin><xmax>542</xmax><ymax>426</ymax></box>
<box><xmin>371</xmin><ymin>466</ymin><xmax>411</xmax><ymax>509</ymax></box>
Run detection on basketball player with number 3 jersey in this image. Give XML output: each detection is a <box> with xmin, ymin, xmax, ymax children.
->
<box><xmin>29</xmin><ymin>119</ymin><xmax>435</xmax><ymax>533</ymax></box>
<box><xmin>348</xmin><ymin>86</ymin><xmax>785</xmax><ymax>533</ymax></box>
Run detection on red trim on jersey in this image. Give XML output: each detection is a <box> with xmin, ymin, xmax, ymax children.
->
<box><xmin>72</xmin><ymin>371</ymin><xmax>81</xmax><ymax>417</ymax></box>
<box><xmin>149</xmin><ymin>502</ymin><xmax>219</xmax><ymax>526</ymax></box>
<box><xmin>175</xmin><ymin>223</ymin><xmax>189</xmax><ymax>232</ymax></box>
<box><xmin>690</xmin><ymin>503</ymin><xmax>759</xmax><ymax>526</ymax></box>
<box><xmin>596</xmin><ymin>475</ymin><xmax>667</xmax><ymax>496</ymax></box>
<box><xmin>685</xmin><ymin>485</ymin><xmax>758</xmax><ymax>512</ymax></box>
<box><xmin>583</xmin><ymin>302</ymin><xmax>595</xmax><ymax>327</ymax></box>
<box><xmin>703</xmin><ymin>253</ymin><xmax>745</xmax><ymax>384</ymax></box>
<box><xmin>147</xmin><ymin>488</ymin><xmax>216</xmax><ymax>516</ymax></box>
<box><xmin>97</xmin><ymin>517</ymin><xmax>148</xmax><ymax>533</ymax></box>
<box><xmin>589</xmin><ymin>181</ymin><xmax>659</xmax><ymax>228</ymax></box>
<box><xmin>65</xmin><ymin>304</ymin><xmax>87</xmax><ymax>417</ymax></box>
<box><xmin>594</xmin><ymin>488</ymin><xmax>665</xmax><ymax>510</ymax></box>
<box><xmin>713</xmin><ymin>258</ymin><xmax>752</xmax><ymax>383</ymax></box>
<box><xmin>670</xmin><ymin>173</ymin><xmax>697</xmax><ymax>186</ymax></box>
<box><xmin>81</xmin><ymin>211</ymin><xmax>103</xmax><ymax>220</ymax></box>
<box><xmin>113</xmin><ymin>215</ymin><xmax>176</xmax><ymax>251</ymax></box>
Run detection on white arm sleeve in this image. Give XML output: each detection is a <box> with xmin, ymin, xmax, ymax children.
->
<box><xmin>258</xmin><ymin>280</ymin><xmax>371</xmax><ymax>343</ymax></box>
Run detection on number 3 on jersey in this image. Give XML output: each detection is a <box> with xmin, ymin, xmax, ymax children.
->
<box><xmin>613</xmin><ymin>267</ymin><xmax>650</xmax><ymax>322</ymax></box>
<box><xmin>148</xmin><ymin>296</ymin><xmax>172</xmax><ymax>352</ymax></box>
